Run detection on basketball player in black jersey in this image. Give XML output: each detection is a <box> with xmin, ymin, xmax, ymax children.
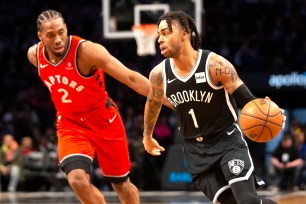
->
<box><xmin>143</xmin><ymin>11</ymin><xmax>286</xmax><ymax>204</ymax></box>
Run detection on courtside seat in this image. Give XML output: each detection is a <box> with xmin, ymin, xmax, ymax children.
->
<box><xmin>23</xmin><ymin>151</ymin><xmax>67</xmax><ymax>191</ymax></box>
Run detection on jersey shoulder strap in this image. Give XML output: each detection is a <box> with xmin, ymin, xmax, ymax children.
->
<box><xmin>163</xmin><ymin>58</ymin><xmax>172</xmax><ymax>80</ymax></box>
<box><xmin>201</xmin><ymin>49</ymin><xmax>211</xmax><ymax>62</ymax></box>
<box><xmin>163</xmin><ymin>49</ymin><xmax>212</xmax><ymax>79</ymax></box>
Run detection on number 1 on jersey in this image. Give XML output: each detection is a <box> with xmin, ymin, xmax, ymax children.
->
<box><xmin>188</xmin><ymin>109</ymin><xmax>199</xmax><ymax>128</ymax></box>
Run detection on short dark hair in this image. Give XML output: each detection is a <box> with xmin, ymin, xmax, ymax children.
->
<box><xmin>157</xmin><ymin>10</ymin><xmax>202</xmax><ymax>50</ymax></box>
<box><xmin>36</xmin><ymin>10</ymin><xmax>64</xmax><ymax>32</ymax></box>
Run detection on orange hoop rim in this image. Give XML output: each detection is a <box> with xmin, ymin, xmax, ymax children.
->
<box><xmin>132</xmin><ymin>24</ymin><xmax>157</xmax><ymax>35</ymax></box>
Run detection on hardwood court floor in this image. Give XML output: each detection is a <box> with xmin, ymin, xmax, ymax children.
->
<box><xmin>0</xmin><ymin>190</ymin><xmax>305</xmax><ymax>204</ymax></box>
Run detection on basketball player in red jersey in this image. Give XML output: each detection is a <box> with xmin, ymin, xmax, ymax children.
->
<box><xmin>27</xmin><ymin>10</ymin><xmax>170</xmax><ymax>204</ymax></box>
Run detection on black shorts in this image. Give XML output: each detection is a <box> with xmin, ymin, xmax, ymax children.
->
<box><xmin>183</xmin><ymin>123</ymin><xmax>264</xmax><ymax>202</ymax></box>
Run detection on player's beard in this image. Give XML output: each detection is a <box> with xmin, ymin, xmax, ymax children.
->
<box><xmin>51</xmin><ymin>46</ymin><xmax>66</xmax><ymax>57</ymax></box>
<box><xmin>53</xmin><ymin>50</ymin><xmax>65</xmax><ymax>57</ymax></box>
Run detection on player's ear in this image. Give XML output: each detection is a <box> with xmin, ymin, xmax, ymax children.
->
<box><xmin>64</xmin><ymin>24</ymin><xmax>68</xmax><ymax>33</ymax></box>
<box><xmin>37</xmin><ymin>32</ymin><xmax>42</xmax><ymax>41</ymax></box>
<box><xmin>182</xmin><ymin>29</ymin><xmax>189</xmax><ymax>41</ymax></box>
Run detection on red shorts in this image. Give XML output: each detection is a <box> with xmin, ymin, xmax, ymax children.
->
<box><xmin>56</xmin><ymin>103</ymin><xmax>130</xmax><ymax>178</ymax></box>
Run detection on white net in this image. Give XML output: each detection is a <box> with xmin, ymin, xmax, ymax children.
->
<box><xmin>132</xmin><ymin>24</ymin><xmax>158</xmax><ymax>56</ymax></box>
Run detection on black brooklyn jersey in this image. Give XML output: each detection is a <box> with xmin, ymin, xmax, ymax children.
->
<box><xmin>162</xmin><ymin>49</ymin><xmax>238</xmax><ymax>139</ymax></box>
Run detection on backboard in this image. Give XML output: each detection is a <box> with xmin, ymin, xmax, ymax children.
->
<box><xmin>102</xmin><ymin>0</ymin><xmax>204</xmax><ymax>39</ymax></box>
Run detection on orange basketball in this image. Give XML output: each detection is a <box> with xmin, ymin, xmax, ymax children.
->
<box><xmin>239</xmin><ymin>98</ymin><xmax>283</xmax><ymax>143</ymax></box>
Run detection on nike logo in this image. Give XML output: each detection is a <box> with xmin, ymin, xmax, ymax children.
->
<box><xmin>109</xmin><ymin>114</ymin><xmax>117</xmax><ymax>123</ymax></box>
<box><xmin>167</xmin><ymin>78</ymin><xmax>177</xmax><ymax>83</ymax></box>
<box><xmin>40</xmin><ymin>64</ymin><xmax>48</xmax><ymax>68</ymax></box>
<box><xmin>227</xmin><ymin>128</ymin><xmax>235</xmax><ymax>135</ymax></box>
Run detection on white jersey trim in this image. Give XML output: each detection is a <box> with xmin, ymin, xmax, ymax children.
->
<box><xmin>37</xmin><ymin>42</ymin><xmax>42</xmax><ymax>77</ymax></box>
<box><xmin>213</xmin><ymin>124</ymin><xmax>255</xmax><ymax>203</ymax></box>
<box><xmin>74</xmin><ymin>39</ymin><xmax>95</xmax><ymax>79</ymax></box>
<box><xmin>162</xmin><ymin>59</ymin><xmax>167</xmax><ymax>96</ymax></box>
<box><xmin>205</xmin><ymin>52</ymin><xmax>237</xmax><ymax>121</ymax></box>
<box><xmin>43</xmin><ymin>36</ymin><xmax>72</xmax><ymax>67</ymax></box>
<box><xmin>59</xmin><ymin>153</ymin><xmax>93</xmax><ymax>165</ymax></box>
<box><xmin>213</xmin><ymin>185</ymin><xmax>231</xmax><ymax>203</ymax></box>
<box><xmin>169</xmin><ymin>49</ymin><xmax>203</xmax><ymax>82</ymax></box>
<box><xmin>228</xmin><ymin>123</ymin><xmax>254</xmax><ymax>185</ymax></box>
<box><xmin>225</xmin><ymin>90</ymin><xmax>238</xmax><ymax>121</ymax></box>
<box><xmin>102</xmin><ymin>171</ymin><xmax>130</xmax><ymax>178</ymax></box>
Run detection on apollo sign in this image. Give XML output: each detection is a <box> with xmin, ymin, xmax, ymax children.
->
<box><xmin>268</xmin><ymin>72</ymin><xmax>306</xmax><ymax>89</ymax></box>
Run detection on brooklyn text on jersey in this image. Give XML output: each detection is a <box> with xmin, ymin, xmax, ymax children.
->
<box><xmin>167</xmin><ymin>90</ymin><xmax>214</xmax><ymax>107</ymax></box>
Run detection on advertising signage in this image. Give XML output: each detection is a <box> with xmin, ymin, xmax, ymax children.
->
<box><xmin>269</xmin><ymin>72</ymin><xmax>306</xmax><ymax>89</ymax></box>
<box><xmin>239</xmin><ymin>71</ymin><xmax>306</xmax><ymax>108</ymax></box>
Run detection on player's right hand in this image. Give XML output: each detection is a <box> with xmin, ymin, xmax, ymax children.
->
<box><xmin>143</xmin><ymin>136</ymin><xmax>165</xmax><ymax>156</ymax></box>
<box><xmin>280</xmin><ymin>108</ymin><xmax>286</xmax><ymax>129</ymax></box>
<box><xmin>265</xmin><ymin>96</ymin><xmax>286</xmax><ymax>129</ymax></box>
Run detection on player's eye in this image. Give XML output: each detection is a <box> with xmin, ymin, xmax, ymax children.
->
<box><xmin>164</xmin><ymin>31</ymin><xmax>171</xmax><ymax>36</ymax></box>
<box><xmin>58</xmin><ymin>29</ymin><xmax>65</xmax><ymax>36</ymax></box>
<box><xmin>47</xmin><ymin>33</ymin><xmax>55</xmax><ymax>38</ymax></box>
<box><xmin>161</xmin><ymin>31</ymin><xmax>167</xmax><ymax>36</ymax></box>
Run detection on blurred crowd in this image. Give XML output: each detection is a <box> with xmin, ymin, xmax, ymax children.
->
<box><xmin>0</xmin><ymin>0</ymin><xmax>306</xmax><ymax>192</ymax></box>
<box><xmin>247</xmin><ymin>119</ymin><xmax>306</xmax><ymax>192</ymax></box>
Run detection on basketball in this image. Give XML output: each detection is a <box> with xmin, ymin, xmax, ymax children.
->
<box><xmin>239</xmin><ymin>98</ymin><xmax>283</xmax><ymax>143</ymax></box>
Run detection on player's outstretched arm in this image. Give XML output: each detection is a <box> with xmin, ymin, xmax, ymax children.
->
<box><xmin>78</xmin><ymin>41</ymin><xmax>173</xmax><ymax>109</ymax></box>
<box><xmin>78</xmin><ymin>40</ymin><xmax>150</xmax><ymax>97</ymax></box>
<box><xmin>143</xmin><ymin>65</ymin><xmax>165</xmax><ymax>156</ymax></box>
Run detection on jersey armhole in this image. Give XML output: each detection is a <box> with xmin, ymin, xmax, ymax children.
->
<box><xmin>36</xmin><ymin>42</ymin><xmax>41</xmax><ymax>76</ymax></box>
<box><xmin>75</xmin><ymin>39</ymin><xmax>95</xmax><ymax>78</ymax></box>
<box><xmin>161</xmin><ymin>59</ymin><xmax>168</xmax><ymax>96</ymax></box>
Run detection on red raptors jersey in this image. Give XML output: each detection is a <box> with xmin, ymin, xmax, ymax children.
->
<box><xmin>37</xmin><ymin>35</ymin><xmax>108</xmax><ymax>116</ymax></box>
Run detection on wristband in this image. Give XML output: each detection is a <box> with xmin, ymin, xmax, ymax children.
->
<box><xmin>231</xmin><ymin>84</ymin><xmax>256</xmax><ymax>108</ymax></box>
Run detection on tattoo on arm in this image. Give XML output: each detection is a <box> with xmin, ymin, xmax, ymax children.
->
<box><xmin>209</xmin><ymin>57</ymin><xmax>240</xmax><ymax>92</ymax></box>
<box><xmin>227</xmin><ymin>63</ymin><xmax>238</xmax><ymax>83</ymax></box>
<box><xmin>215</xmin><ymin>61</ymin><xmax>230</xmax><ymax>75</ymax></box>
<box><xmin>143</xmin><ymin>70</ymin><xmax>164</xmax><ymax>136</ymax></box>
<box><xmin>214</xmin><ymin>61</ymin><xmax>237</xmax><ymax>82</ymax></box>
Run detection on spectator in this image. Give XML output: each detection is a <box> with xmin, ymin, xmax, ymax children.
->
<box><xmin>270</xmin><ymin>133</ymin><xmax>304</xmax><ymax>191</ymax></box>
<box><xmin>0</xmin><ymin>134</ymin><xmax>24</xmax><ymax>192</ymax></box>
<box><xmin>38</xmin><ymin>136</ymin><xmax>57</xmax><ymax>154</ymax></box>
<box><xmin>295</xmin><ymin>128</ymin><xmax>306</xmax><ymax>159</ymax></box>
<box><xmin>22</xmin><ymin>135</ymin><xmax>59</xmax><ymax>192</ymax></box>
<box><xmin>20</xmin><ymin>136</ymin><xmax>35</xmax><ymax>156</ymax></box>
<box><xmin>294</xmin><ymin>128</ymin><xmax>306</xmax><ymax>190</ymax></box>
<box><xmin>128</xmin><ymin>128</ymin><xmax>145</xmax><ymax>189</ymax></box>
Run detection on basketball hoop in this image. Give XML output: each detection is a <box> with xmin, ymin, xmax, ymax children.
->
<box><xmin>132</xmin><ymin>24</ymin><xmax>158</xmax><ymax>56</ymax></box>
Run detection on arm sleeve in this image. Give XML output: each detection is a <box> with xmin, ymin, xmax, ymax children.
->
<box><xmin>231</xmin><ymin>84</ymin><xmax>256</xmax><ymax>108</ymax></box>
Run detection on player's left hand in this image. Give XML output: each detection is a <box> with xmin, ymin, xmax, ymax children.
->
<box><xmin>143</xmin><ymin>136</ymin><xmax>165</xmax><ymax>156</ymax></box>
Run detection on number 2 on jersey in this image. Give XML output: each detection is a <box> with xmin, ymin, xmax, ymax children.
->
<box><xmin>188</xmin><ymin>109</ymin><xmax>199</xmax><ymax>128</ymax></box>
<box><xmin>58</xmin><ymin>88</ymin><xmax>72</xmax><ymax>103</ymax></box>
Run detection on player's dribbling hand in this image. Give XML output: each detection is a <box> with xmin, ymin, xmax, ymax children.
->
<box><xmin>143</xmin><ymin>136</ymin><xmax>165</xmax><ymax>156</ymax></box>
<box><xmin>280</xmin><ymin>108</ymin><xmax>286</xmax><ymax>129</ymax></box>
<box><xmin>265</xmin><ymin>96</ymin><xmax>286</xmax><ymax>130</ymax></box>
